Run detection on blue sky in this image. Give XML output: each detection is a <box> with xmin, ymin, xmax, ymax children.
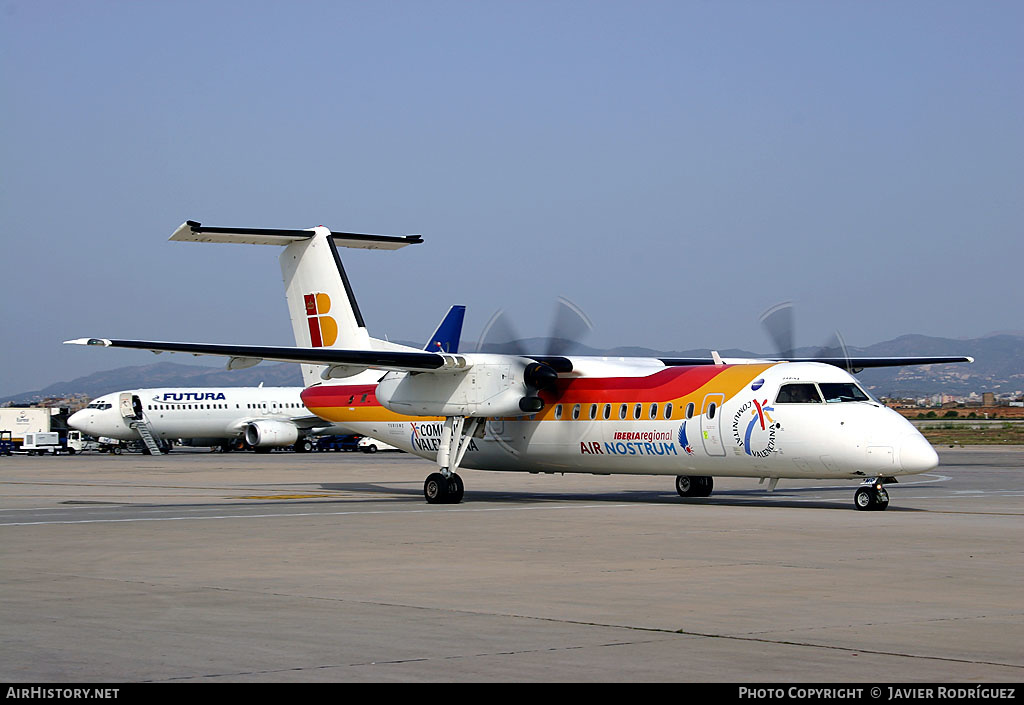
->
<box><xmin>2</xmin><ymin>1</ymin><xmax>1021</xmax><ymax>396</ymax></box>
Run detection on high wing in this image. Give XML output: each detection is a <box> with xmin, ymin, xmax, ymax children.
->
<box><xmin>64</xmin><ymin>337</ymin><xmax>454</xmax><ymax>372</ymax></box>
<box><xmin>659</xmin><ymin>355</ymin><xmax>974</xmax><ymax>369</ymax></box>
<box><xmin>63</xmin><ymin>337</ymin><xmax>971</xmax><ymax>375</ymax></box>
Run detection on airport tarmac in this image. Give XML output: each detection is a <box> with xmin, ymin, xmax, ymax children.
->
<box><xmin>1</xmin><ymin>447</ymin><xmax>1021</xmax><ymax>683</ymax></box>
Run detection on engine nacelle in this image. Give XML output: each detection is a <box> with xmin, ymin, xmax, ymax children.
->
<box><xmin>244</xmin><ymin>420</ymin><xmax>300</xmax><ymax>447</ymax></box>
<box><xmin>375</xmin><ymin>354</ymin><xmax>553</xmax><ymax>417</ymax></box>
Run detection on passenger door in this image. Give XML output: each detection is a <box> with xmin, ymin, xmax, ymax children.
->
<box><xmin>700</xmin><ymin>393</ymin><xmax>726</xmax><ymax>456</ymax></box>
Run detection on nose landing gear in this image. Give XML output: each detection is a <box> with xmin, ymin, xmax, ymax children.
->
<box><xmin>854</xmin><ymin>478</ymin><xmax>892</xmax><ymax>511</ymax></box>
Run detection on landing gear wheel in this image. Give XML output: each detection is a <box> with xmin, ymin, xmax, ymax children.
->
<box><xmin>874</xmin><ymin>487</ymin><xmax>889</xmax><ymax>511</ymax></box>
<box><xmin>424</xmin><ymin>472</ymin><xmax>464</xmax><ymax>504</ymax></box>
<box><xmin>447</xmin><ymin>473</ymin><xmax>464</xmax><ymax>504</ymax></box>
<box><xmin>424</xmin><ymin>473</ymin><xmax>450</xmax><ymax>504</ymax></box>
<box><xmin>676</xmin><ymin>475</ymin><xmax>713</xmax><ymax>498</ymax></box>
<box><xmin>854</xmin><ymin>486</ymin><xmax>889</xmax><ymax>511</ymax></box>
<box><xmin>676</xmin><ymin>475</ymin><xmax>696</xmax><ymax>497</ymax></box>
<box><xmin>697</xmin><ymin>476</ymin><xmax>714</xmax><ymax>497</ymax></box>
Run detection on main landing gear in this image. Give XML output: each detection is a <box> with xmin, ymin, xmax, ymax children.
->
<box><xmin>675</xmin><ymin>475</ymin><xmax>714</xmax><ymax>498</ymax></box>
<box><xmin>854</xmin><ymin>478</ymin><xmax>892</xmax><ymax>511</ymax></box>
<box><xmin>423</xmin><ymin>416</ymin><xmax>481</xmax><ymax>505</ymax></box>
<box><xmin>424</xmin><ymin>472</ymin><xmax>464</xmax><ymax>504</ymax></box>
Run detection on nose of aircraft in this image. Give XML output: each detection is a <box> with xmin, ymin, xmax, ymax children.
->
<box><xmin>899</xmin><ymin>431</ymin><xmax>939</xmax><ymax>473</ymax></box>
<box><xmin>68</xmin><ymin>409</ymin><xmax>95</xmax><ymax>431</ymax></box>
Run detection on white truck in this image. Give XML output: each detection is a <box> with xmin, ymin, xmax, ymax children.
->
<box><xmin>0</xmin><ymin>406</ymin><xmax>73</xmax><ymax>452</ymax></box>
<box><xmin>0</xmin><ymin>407</ymin><xmax>55</xmax><ymax>443</ymax></box>
<box><xmin>21</xmin><ymin>432</ymin><xmax>64</xmax><ymax>455</ymax></box>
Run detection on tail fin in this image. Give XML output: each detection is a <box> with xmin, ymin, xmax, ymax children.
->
<box><xmin>171</xmin><ymin>221</ymin><xmax>422</xmax><ymax>386</ymax></box>
<box><xmin>423</xmin><ymin>305</ymin><xmax>466</xmax><ymax>353</ymax></box>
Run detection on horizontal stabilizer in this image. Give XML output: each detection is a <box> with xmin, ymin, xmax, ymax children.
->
<box><xmin>170</xmin><ymin>221</ymin><xmax>423</xmax><ymax>249</ymax></box>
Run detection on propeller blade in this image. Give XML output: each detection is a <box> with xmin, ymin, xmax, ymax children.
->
<box><xmin>475</xmin><ymin>309</ymin><xmax>526</xmax><ymax>355</ymax></box>
<box><xmin>815</xmin><ymin>330</ymin><xmax>854</xmax><ymax>373</ymax></box>
<box><xmin>546</xmin><ymin>297</ymin><xmax>593</xmax><ymax>356</ymax></box>
<box><xmin>759</xmin><ymin>301</ymin><xmax>795</xmax><ymax>359</ymax></box>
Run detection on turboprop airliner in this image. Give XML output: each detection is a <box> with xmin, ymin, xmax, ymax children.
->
<box><xmin>68</xmin><ymin>306</ymin><xmax>466</xmax><ymax>453</ymax></box>
<box><xmin>66</xmin><ymin>221</ymin><xmax>973</xmax><ymax>510</ymax></box>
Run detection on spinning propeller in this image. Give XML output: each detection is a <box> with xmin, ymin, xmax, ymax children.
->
<box><xmin>475</xmin><ymin>297</ymin><xmax>594</xmax><ymax>412</ymax></box>
<box><xmin>759</xmin><ymin>301</ymin><xmax>854</xmax><ymax>372</ymax></box>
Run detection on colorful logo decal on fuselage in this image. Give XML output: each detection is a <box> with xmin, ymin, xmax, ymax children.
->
<box><xmin>732</xmin><ymin>398</ymin><xmax>780</xmax><ymax>457</ymax></box>
<box><xmin>305</xmin><ymin>293</ymin><xmax>338</xmax><ymax>348</ymax></box>
<box><xmin>677</xmin><ymin>421</ymin><xmax>695</xmax><ymax>455</ymax></box>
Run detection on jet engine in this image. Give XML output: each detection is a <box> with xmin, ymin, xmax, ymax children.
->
<box><xmin>244</xmin><ymin>420</ymin><xmax>300</xmax><ymax>447</ymax></box>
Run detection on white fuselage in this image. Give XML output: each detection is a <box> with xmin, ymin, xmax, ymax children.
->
<box><xmin>306</xmin><ymin>360</ymin><xmax>937</xmax><ymax>481</ymax></box>
<box><xmin>68</xmin><ymin>387</ymin><xmax>337</xmax><ymax>445</ymax></box>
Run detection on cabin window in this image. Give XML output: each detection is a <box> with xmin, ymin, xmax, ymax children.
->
<box><xmin>572</xmin><ymin>404</ymin><xmax>581</xmax><ymax>420</ymax></box>
<box><xmin>665</xmin><ymin>403</ymin><xmax>673</xmax><ymax>420</ymax></box>
<box><xmin>619</xmin><ymin>404</ymin><xmax>627</xmax><ymax>420</ymax></box>
<box><xmin>818</xmin><ymin>382</ymin><xmax>870</xmax><ymax>403</ymax></box>
<box><xmin>603</xmin><ymin>404</ymin><xmax>611</xmax><ymax>420</ymax></box>
<box><xmin>707</xmin><ymin>402</ymin><xmax>716</xmax><ymax>419</ymax></box>
<box><xmin>775</xmin><ymin>383</ymin><xmax>823</xmax><ymax>404</ymax></box>
<box><xmin>685</xmin><ymin>402</ymin><xmax>694</xmax><ymax>419</ymax></box>
<box><xmin>633</xmin><ymin>403</ymin><xmax>642</xmax><ymax>420</ymax></box>
<box><xmin>361</xmin><ymin>394</ymin><xmax>368</xmax><ymax>403</ymax></box>
<box><xmin>589</xmin><ymin>404</ymin><xmax>597</xmax><ymax>420</ymax></box>
<box><xmin>649</xmin><ymin>403</ymin><xmax>658</xmax><ymax>419</ymax></box>
<box><xmin>555</xmin><ymin>404</ymin><xmax>563</xmax><ymax>419</ymax></box>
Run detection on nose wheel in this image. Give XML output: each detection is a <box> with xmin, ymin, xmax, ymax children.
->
<box><xmin>854</xmin><ymin>482</ymin><xmax>890</xmax><ymax>511</ymax></box>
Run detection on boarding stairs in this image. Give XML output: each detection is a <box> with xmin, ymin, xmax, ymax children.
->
<box><xmin>129</xmin><ymin>418</ymin><xmax>164</xmax><ymax>455</ymax></box>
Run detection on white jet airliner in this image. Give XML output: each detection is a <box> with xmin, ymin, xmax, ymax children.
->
<box><xmin>66</xmin><ymin>221</ymin><xmax>972</xmax><ymax>510</ymax></box>
<box><xmin>69</xmin><ymin>386</ymin><xmax>338</xmax><ymax>453</ymax></box>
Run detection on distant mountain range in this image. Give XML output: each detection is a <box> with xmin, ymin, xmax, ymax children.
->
<box><xmin>4</xmin><ymin>333</ymin><xmax>1022</xmax><ymax>405</ymax></box>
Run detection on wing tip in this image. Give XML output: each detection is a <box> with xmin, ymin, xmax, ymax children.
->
<box><xmin>63</xmin><ymin>338</ymin><xmax>111</xmax><ymax>347</ymax></box>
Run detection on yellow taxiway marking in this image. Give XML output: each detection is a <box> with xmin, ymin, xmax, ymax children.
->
<box><xmin>236</xmin><ymin>494</ymin><xmax>338</xmax><ymax>500</ymax></box>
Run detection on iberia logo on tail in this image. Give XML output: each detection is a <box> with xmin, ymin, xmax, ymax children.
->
<box><xmin>304</xmin><ymin>293</ymin><xmax>337</xmax><ymax>347</ymax></box>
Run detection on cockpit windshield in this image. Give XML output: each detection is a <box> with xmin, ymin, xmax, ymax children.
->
<box><xmin>818</xmin><ymin>383</ymin><xmax>870</xmax><ymax>403</ymax></box>
<box><xmin>86</xmin><ymin>402</ymin><xmax>113</xmax><ymax>410</ymax></box>
<box><xmin>775</xmin><ymin>382</ymin><xmax>872</xmax><ymax>404</ymax></box>
<box><xmin>775</xmin><ymin>383</ymin><xmax>822</xmax><ymax>403</ymax></box>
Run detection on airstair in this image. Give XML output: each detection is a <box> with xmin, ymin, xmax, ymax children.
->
<box><xmin>119</xmin><ymin>392</ymin><xmax>163</xmax><ymax>455</ymax></box>
<box><xmin>129</xmin><ymin>419</ymin><xmax>164</xmax><ymax>455</ymax></box>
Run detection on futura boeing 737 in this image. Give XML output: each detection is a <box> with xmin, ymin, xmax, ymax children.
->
<box><xmin>66</xmin><ymin>221</ymin><xmax>972</xmax><ymax>510</ymax></box>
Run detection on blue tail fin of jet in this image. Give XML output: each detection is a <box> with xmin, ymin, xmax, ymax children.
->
<box><xmin>424</xmin><ymin>305</ymin><xmax>466</xmax><ymax>353</ymax></box>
